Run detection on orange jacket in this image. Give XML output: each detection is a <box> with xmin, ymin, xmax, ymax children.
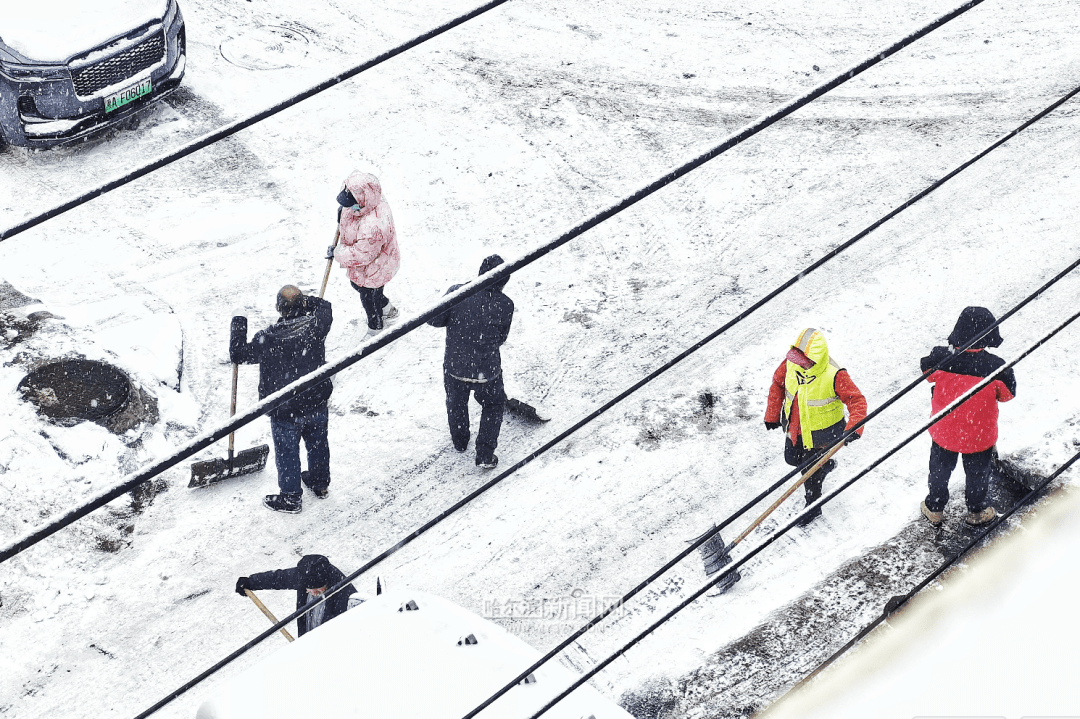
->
<box><xmin>765</xmin><ymin>359</ymin><xmax>867</xmax><ymax>445</ymax></box>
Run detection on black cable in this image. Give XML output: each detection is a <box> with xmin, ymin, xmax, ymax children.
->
<box><xmin>141</xmin><ymin>104</ymin><xmax>1080</xmax><ymax>719</ymax></box>
<box><xmin>788</xmin><ymin>444</ymin><xmax>1080</xmax><ymax>693</ymax></box>
<box><xmin>1</xmin><ymin>0</ymin><xmax>1009</xmax><ymax>566</ymax></box>
<box><xmin>0</xmin><ymin>0</ymin><xmax>514</xmax><ymax>243</ymax></box>
<box><xmin>462</xmin><ymin>247</ymin><xmax>1080</xmax><ymax>719</ymax></box>
<box><xmin>128</xmin><ymin>29</ymin><xmax>1076</xmax><ymax>719</ymax></box>
<box><xmin>521</xmin><ymin>305</ymin><xmax>1080</xmax><ymax>719</ymax></box>
<box><xmin>1</xmin><ymin>0</ymin><xmax>988</xmax><ymax>244</ymax></box>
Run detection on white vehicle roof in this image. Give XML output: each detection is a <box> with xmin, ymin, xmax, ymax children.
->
<box><xmin>2</xmin><ymin>0</ymin><xmax>168</xmax><ymax>63</ymax></box>
<box><xmin>196</xmin><ymin>589</ymin><xmax>633</xmax><ymax>719</ymax></box>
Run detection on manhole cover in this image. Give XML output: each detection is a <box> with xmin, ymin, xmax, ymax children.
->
<box><xmin>18</xmin><ymin>359</ymin><xmax>131</xmax><ymax>422</ymax></box>
<box><xmin>220</xmin><ymin>25</ymin><xmax>310</xmax><ymax>71</ymax></box>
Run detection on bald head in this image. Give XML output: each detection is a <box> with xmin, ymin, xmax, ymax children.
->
<box><xmin>276</xmin><ymin>285</ymin><xmax>304</xmax><ymax>317</ymax></box>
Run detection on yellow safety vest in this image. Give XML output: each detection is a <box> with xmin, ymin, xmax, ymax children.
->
<box><xmin>783</xmin><ymin>328</ymin><xmax>845</xmax><ymax>449</ymax></box>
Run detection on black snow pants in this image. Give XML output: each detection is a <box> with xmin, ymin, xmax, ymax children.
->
<box><xmin>784</xmin><ymin>420</ymin><xmax>845</xmax><ymax>520</ymax></box>
<box><xmin>350</xmin><ymin>281</ymin><xmax>389</xmax><ymax>330</ymax></box>
<box><xmin>924</xmin><ymin>441</ymin><xmax>993</xmax><ymax>514</ymax></box>
<box><xmin>444</xmin><ymin>372</ymin><xmax>505</xmax><ymax>462</ymax></box>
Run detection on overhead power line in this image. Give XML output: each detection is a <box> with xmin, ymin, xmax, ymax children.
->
<box><xmin>463</xmin><ymin>249</ymin><xmax>1080</xmax><ymax>719</ymax></box>
<box><xmin>132</xmin><ymin>67</ymin><xmax>1080</xmax><ymax>719</ymax></box>
<box><xmin>0</xmin><ymin>0</ymin><xmax>996</xmax><ymax>566</ymax></box>
<box><xmin>518</xmin><ymin>305</ymin><xmax>1080</xmax><ymax>719</ymax></box>
<box><xmin>0</xmin><ymin>0</ymin><xmax>514</xmax><ymax>242</ymax></box>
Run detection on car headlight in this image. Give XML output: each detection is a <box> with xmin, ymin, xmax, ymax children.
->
<box><xmin>0</xmin><ymin>61</ymin><xmax>68</xmax><ymax>82</ymax></box>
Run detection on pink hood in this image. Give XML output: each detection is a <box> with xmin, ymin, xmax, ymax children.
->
<box><xmin>344</xmin><ymin>172</ymin><xmax>383</xmax><ymax>215</ymax></box>
<box><xmin>335</xmin><ymin>172</ymin><xmax>400</xmax><ymax>288</ymax></box>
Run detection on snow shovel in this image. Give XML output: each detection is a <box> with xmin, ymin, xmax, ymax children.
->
<box><xmin>318</xmin><ymin>228</ymin><xmax>341</xmax><ymax>299</ymax></box>
<box><xmin>502</xmin><ymin>373</ymin><xmax>550</xmax><ymax>423</ymax></box>
<box><xmin>188</xmin><ymin>363</ymin><xmax>270</xmax><ymax>488</ymax></box>
<box><xmin>245</xmin><ymin>589</ymin><xmax>294</xmax><ymax>642</ymax></box>
<box><xmin>697</xmin><ymin>440</ymin><xmax>846</xmax><ymax>592</ymax></box>
<box><xmin>506</xmin><ymin>397</ymin><xmax>550</xmax><ymax>423</ymax></box>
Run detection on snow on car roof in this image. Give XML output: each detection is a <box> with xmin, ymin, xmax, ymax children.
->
<box><xmin>196</xmin><ymin>589</ymin><xmax>633</xmax><ymax>719</ymax></box>
<box><xmin>2</xmin><ymin>0</ymin><xmax>168</xmax><ymax>63</ymax></box>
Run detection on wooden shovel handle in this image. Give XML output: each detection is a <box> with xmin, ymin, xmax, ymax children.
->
<box><xmin>245</xmin><ymin>589</ymin><xmax>295</xmax><ymax>642</ymax></box>
<box><xmin>732</xmin><ymin>440</ymin><xmax>846</xmax><ymax>547</ymax></box>
<box><xmin>319</xmin><ymin>228</ymin><xmax>341</xmax><ymax>299</ymax></box>
<box><xmin>228</xmin><ymin>363</ymin><xmax>238</xmax><ymax>460</ymax></box>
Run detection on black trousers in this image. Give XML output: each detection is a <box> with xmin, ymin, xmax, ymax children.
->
<box><xmin>925</xmin><ymin>441</ymin><xmax>993</xmax><ymax>513</ymax></box>
<box><xmin>444</xmin><ymin>372</ymin><xmax>505</xmax><ymax>461</ymax></box>
<box><xmin>784</xmin><ymin>420</ymin><xmax>845</xmax><ymax>506</ymax></box>
<box><xmin>350</xmin><ymin>282</ymin><xmax>389</xmax><ymax>330</ymax></box>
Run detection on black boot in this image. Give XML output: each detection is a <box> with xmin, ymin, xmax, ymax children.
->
<box><xmin>797</xmin><ymin>474</ymin><xmax>825</xmax><ymax>527</ymax></box>
<box><xmin>263</xmin><ymin>493</ymin><xmax>302</xmax><ymax>514</ymax></box>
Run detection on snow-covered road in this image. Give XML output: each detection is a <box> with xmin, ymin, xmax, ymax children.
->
<box><xmin>2</xmin><ymin>0</ymin><xmax>1079</xmax><ymax>716</ymax></box>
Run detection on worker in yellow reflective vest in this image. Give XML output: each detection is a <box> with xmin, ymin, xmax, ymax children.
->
<box><xmin>764</xmin><ymin>328</ymin><xmax>867</xmax><ymax>526</ymax></box>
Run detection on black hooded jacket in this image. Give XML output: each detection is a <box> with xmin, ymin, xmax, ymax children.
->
<box><xmin>246</xmin><ymin>557</ymin><xmax>356</xmax><ymax>637</ymax></box>
<box><xmin>230</xmin><ymin>296</ymin><xmax>334</xmax><ymax>419</ymax></box>
<box><xmin>428</xmin><ymin>256</ymin><xmax>514</xmax><ymax>381</ymax></box>
<box><xmin>947</xmin><ymin>306</ymin><xmax>1003</xmax><ymax>350</ymax></box>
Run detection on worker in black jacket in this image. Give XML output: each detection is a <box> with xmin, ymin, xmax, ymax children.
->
<box><xmin>231</xmin><ymin>286</ymin><xmax>334</xmax><ymax>513</ymax></box>
<box><xmin>235</xmin><ymin>554</ymin><xmax>356</xmax><ymax>637</ymax></box>
<box><xmin>428</xmin><ymin>255</ymin><xmax>514</xmax><ymax>469</ymax></box>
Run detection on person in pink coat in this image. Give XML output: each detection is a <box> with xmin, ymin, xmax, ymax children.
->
<box><xmin>333</xmin><ymin>171</ymin><xmax>401</xmax><ymax>335</ymax></box>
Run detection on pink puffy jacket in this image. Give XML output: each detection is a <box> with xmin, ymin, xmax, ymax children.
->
<box><xmin>334</xmin><ymin>172</ymin><xmax>400</xmax><ymax>288</ymax></box>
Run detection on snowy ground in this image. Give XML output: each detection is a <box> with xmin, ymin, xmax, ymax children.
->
<box><xmin>2</xmin><ymin>0</ymin><xmax>1080</xmax><ymax>717</ymax></box>
<box><xmin>765</xmin><ymin>471</ymin><xmax>1080</xmax><ymax>719</ymax></box>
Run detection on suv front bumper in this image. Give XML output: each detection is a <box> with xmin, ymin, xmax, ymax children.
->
<box><xmin>1</xmin><ymin>10</ymin><xmax>187</xmax><ymax>149</ymax></box>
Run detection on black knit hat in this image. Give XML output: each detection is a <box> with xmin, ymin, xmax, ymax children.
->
<box><xmin>948</xmin><ymin>306</ymin><xmax>1003</xmax><ymax>349</ymax></box>
<box><xmin>479</xmin><ymin>254</ymin><xmax>508</xmax><ymax>291</ymax></box>
<box><xmin>297</xmin><ymin>555</ymin><xmax>334</xmax><ymax>589</ymax></box>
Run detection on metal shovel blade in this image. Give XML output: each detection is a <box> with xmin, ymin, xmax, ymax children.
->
<box><xmin>688</xmin><ymin>525</ymin><xmax>734</xmax><ymax>576</ymax></box>
<box><xmin>701</xmin><ymin>532</ymin><xmax>734</xmax><ymax>578</ymax></box>
<box><xmin>506</xmin><ymin>397</ymin><xmax>550</xmax><ymax>423</ymax></box>
<box><xmin>689</xmin><ymin>526</ymin><xmax>741</xmax><ymax>594</ymax></box>
<box><xmin>189</xmin><ymin>444</ymin><xmax>270</xmax><ymax>488</ymax></box>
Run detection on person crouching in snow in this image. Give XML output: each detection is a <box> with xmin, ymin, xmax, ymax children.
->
<box><xmin>235</xmin><ymin>555</ymin><xmax>356</xmax><ymax>637</ymax></box>
<box><xmin>764</xmin><ymin>328</ymin><xmax>867</xmax><ymax>526</ymax></box>
<box><xmin>920</xmin><ymin>307</ymin><xmax>1016</xmax><ymax>527</ymax></box>
<box><xmin>333</xmin><ymin>171</ymin><xmax>401</xmax><ymax>337</ymax></box>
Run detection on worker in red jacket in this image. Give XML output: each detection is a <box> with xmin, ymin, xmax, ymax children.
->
<box><xmin>764</xmin><ymin>329</ymin><xmax>867</xmax><ymax>526</ymax></box>
<box><xmin>920</xmin><ymin>307</ymin><xmax>1016</xmax><ymax>527</ymax></box>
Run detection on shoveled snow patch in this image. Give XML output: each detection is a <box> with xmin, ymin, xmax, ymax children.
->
<box><xmin>765</xmin><ymin>474</ymin><xmax>1080</xmax><ymax>719</ymax></box>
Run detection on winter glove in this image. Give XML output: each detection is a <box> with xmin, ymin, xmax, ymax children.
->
<box><xmin>326</xmin><ymin>245</ymin><xmax>337</xmax><ymax>260</ymax></box>
<box><xmin>230</xmin><ymin>316</ymin><xmax>248</xmax><ymax>340</ymax></box>
<box><xmin>229</xmin><ymin>316</ymin><xmax>248</xmax><ymax>364</ymax></box>
<box><xmin>764</xmin><ymin>420</ymin><xmax>781</xmax><ymax>431</ymax></box>
<box><xmin>235</xmin><ymin>577</ymin><xmax>252</xmax><ymax>597</ymax></box>
<box><xmin>845</xmin><ymin>431</ymin><xmax>861</xmax><ymax>445</ymax></box>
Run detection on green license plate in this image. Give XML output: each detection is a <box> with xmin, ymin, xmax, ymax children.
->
<box><xmin>105</xmin><ymin>77</ymin><xmax>152</xmax><ymax>113</ymax></box>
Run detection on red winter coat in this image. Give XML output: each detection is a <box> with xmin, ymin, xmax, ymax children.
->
<box><xmin>921</xmin><ymin>346</ymin><xmax>1016</xmax><ymax>453</ymax></box>
<box><xmin>335</xmin><ymin>172</ymin><xmax>400</xmax><ymax>288</ymax></box>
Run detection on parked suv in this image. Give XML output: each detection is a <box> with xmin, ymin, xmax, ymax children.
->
<box><xmin>0</xmin><ymin>0</ymin><xmax>186</xmax><ymax>149</ymax></box>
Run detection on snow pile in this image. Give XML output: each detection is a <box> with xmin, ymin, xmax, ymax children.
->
<box><xmin>198</xmin><ymin>589</ymin><xmax>632</xmax><ymax>719</ymax></box>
